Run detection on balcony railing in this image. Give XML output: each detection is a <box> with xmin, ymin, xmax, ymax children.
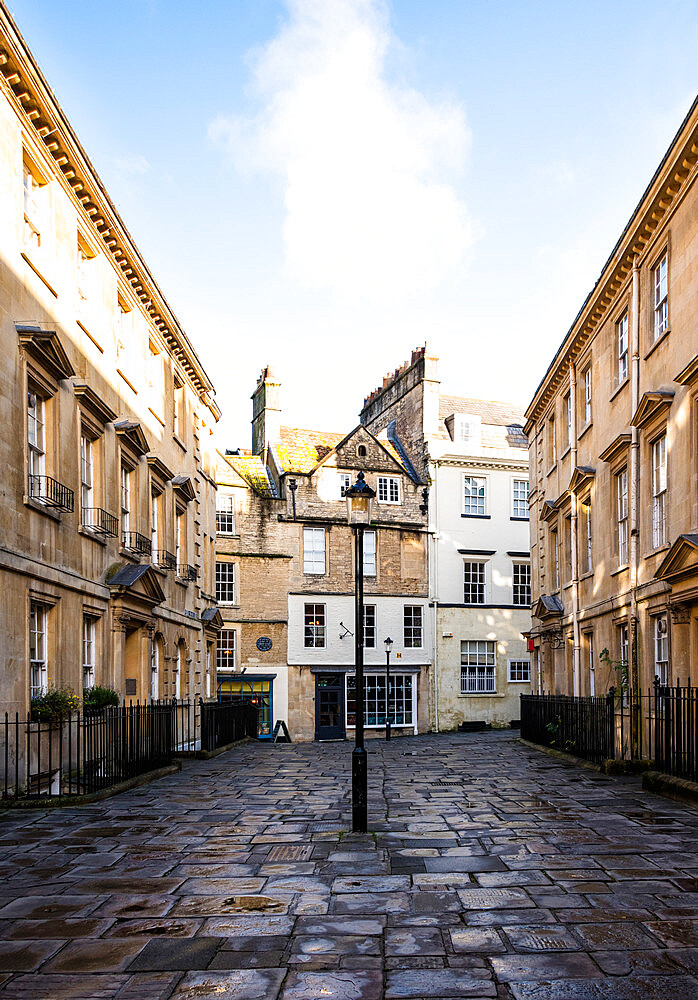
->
<box><xmin>155</xmin><ymin>549</ymin><xmax>176</xmax><ymax>571</ymax></box>
<box><xmin>122</xmin><ymin>531</ymin><xmax>152</xmax><ymax>556</ymax></box>
<box><xmin>28</xmin><ymin>475</ymin><xmax>74</xmax><ymax>512</ymax></box>
<box><xmin>82</xmin><ymin>507</ymin><xmax>119</xmax><ymax>536</ymax></box>
<box><xmin>177</xmin><ymin>564</ymin><xmax>198</xmax><ymax>582</ymax></box>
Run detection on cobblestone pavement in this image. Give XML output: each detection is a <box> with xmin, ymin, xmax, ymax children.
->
<box><xmin>1</xmin><ymin>732</ymin><xmax>698</xmax><ymax>999</ymax></box>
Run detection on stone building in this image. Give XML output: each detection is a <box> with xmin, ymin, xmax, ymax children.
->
<box><xmin>215</xmin><ymin>367</ymin><xmax>432</xmax><ymax>742</ymax></box>
<box><xmin>524</xmin><ymin>97</ymin><xmax>698</xmax><ymax>699</ymax></box>
<box><xmin>360</xmin><ymin>348</ymin><xmax>532</xmax><ymax>729</ymax></box>
<box><xmin>0</xmin><ymin>4</ymin><xmax>221</xmax><ymax>713</ymax></box>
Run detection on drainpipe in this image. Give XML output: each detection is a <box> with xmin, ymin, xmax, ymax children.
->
<box><xmin>430</xmin><ymin>460</ymin><xmax>440</xmax><ymax>733</ymax></box>
<box><xmin>629</xmin><ymin>259</ymin><xmax>641</xmax><ymax>754</ymax></box>
<box><xmin>569</xmin><ymin>360</ymin><xmax>581</xmax><ymax>696</ymax></box>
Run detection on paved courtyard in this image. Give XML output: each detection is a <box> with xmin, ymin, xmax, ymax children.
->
<box><xmin>0</xmin><ymin>732</ymin><xmax>698</xmax><ymax>999</ymax></box>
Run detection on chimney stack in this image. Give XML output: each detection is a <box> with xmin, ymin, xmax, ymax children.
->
<box><xmin>251</xmin><ymin>366</ymin><xmax>281</xmax><ymax>459</ymax></box>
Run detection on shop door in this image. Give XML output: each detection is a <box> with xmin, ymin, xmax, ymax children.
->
<box><xmin>315</xmin><ymin>673</ymin><xmax>346</xmax><ymax>741</ymax></box>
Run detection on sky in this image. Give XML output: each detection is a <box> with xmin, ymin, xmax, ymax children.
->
<box><xmin>7</xmin><ymin>0</ymin><xmax>698</xmax><ymax>449</ymax></box>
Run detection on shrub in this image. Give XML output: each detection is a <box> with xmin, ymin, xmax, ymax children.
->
<box><xmin>83</xmin><ymin>686</ymin><xmax>120</xmax><ymax>710</ymax></box>
<box><xmin>30</xmin><ymin>686</ymin><xmax>80</xmax><ymax>722</ymax></box>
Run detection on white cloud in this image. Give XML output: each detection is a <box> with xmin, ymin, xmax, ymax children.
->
<box><xmin>209</xmin><ymin>0</ymin><xmax>473</xmax><ymax>297</ymax></box>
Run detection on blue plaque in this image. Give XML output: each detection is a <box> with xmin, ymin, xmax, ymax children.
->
<box><xmin>256</xmin><ymin>636</ymin><xmax>273</xmax><ymax>651</ymax></box>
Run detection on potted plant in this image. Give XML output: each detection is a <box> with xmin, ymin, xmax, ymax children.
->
<box><xmin>82</xmin><ymin>686</ymin><xmax>120</xmax><ymax>711</ymax></box>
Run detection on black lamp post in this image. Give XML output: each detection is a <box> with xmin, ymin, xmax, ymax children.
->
<box><xmin>383</xmin><ymin>637</ymin><xmax>393</xmax><ymax>741</ymax></box>
<box><xmin>345</xmin><ymin>470</ymin><xmax>376</xmax><ymax>834</ymax></box>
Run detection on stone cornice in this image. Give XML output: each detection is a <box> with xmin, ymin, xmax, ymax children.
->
<box><xmin>525</xmin><ymin>97</ymin><xmax>698</xmax><ymax>431</ymax></box>
<box><xmin>435</xmin><ymin>456</ymin><xmax>528</xmax><ymax>472</ymax></box>
<box><xmin>0</xmin><ymin>7</ymin><xmax>219</xmax><ymax>420</ymax></box>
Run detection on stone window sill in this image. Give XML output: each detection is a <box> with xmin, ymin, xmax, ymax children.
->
<box><xmin>78</xmin><ymin>525</ymin><xmax>107</xmax><ymax>546</ymax></box>
<box><xmin>611</xmin><ymin>564</ymin><xmax>629</xmax><ymax>577</ymax></box>
<box><xmin>578</xmin><ymin>420</ymin><xmax>593</xmax><ymax>442</ymax></box>
<box><xmin>23</xmin><ymin>496</ymin><xmax>62</xmax><ymax>522</ymax></box>
<box><xmin>610</xmin><ymin>378</ymin><xmax>629</xmax><ymax>403</ymax></box>
<box><xmin>644</xmin><ymin>328</ymin><xmax>671</xmax><ymax>361</ymax></box>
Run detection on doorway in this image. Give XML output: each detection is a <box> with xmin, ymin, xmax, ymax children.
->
<box><xmin>315</xmin><ymin>673</ymin><xmax>346</xmax><ymax>741</ymax></box>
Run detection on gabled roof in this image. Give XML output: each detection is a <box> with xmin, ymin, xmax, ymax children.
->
<box><xmin>107</xmin><ymin>564</ymin><xmax>165</xmax><ymax>607</ymax></box>
<box><xmin>275</xmin><ymin>427</ymin><xmax>345</xmax><ymax>474</ymax></box>
<box><xmin>17</xmin><ymin>325</ymin><xmax>75</xmax><ymax>382</ymax></box>
<box><xmin>631</xmin><ymin>390</ymin><xmax>674</xmax><ymax>429</ymax></box>
<box><xmin>202</xmin><ymin>607</ymin><xmax>224</xmax><ymax>629</ymax></box>
<box><xmin>115</xmin><ymin>420</ymin><xmax>149</xmax><ymax>456</ymax></box>
<box><xmin>533</xmin><ymin>595</ymin><xmax>564</xmax><ymax>619</ymax></box>
<box><xmin>384</xmin><ymin>421</ymin><xmax>422</xmax><ymax>484</ymax></box>
<box><xmin>540</xmin><ymin>500</ymin><xmax>558</xmax><ymax>523</ymax></box>
<box><xmin>227</xmin><ymin>456</ymin><xmax>279</xmax><ymax>497</ymax></box>
<box><xmin>656</xmin><ymin>534</ymin><xmax>698</xmax><ymax>583</ymax></box>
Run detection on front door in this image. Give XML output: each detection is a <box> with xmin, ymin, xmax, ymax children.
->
<box><xmin>315</xmin><ymin>673</ymin><xmax>346</xmax><ymax>741</ymax></box>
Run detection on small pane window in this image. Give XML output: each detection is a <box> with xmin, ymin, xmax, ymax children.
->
<box><xmin>338</xmin><ymin>473</ymin><xmax>351</xmax><ymax>498</ymax></box>
<box><xmin>403</xmin><ymin>605</ymin><xmax>423</xmax><ymax>648</ymax></box>
<box><xmin>652</xmin><ymin>435</ymin><xmax>667</xmax><ymax>547</ymax></box>
<box><xmin>346</xmin><ymin>673</ymin><xmax>413</xmax><ymax>728</ymax></box>
<box><xmin>29</xmin><ymin>601</ymin><xmax>48</xmax><ymax>700</ymax></box>
<box><xmin>217</xmin><ymin>629</ymin><xmax>236</xmax><ymax>672</ymax></box>
<box><xmin>616</xmin><ymin>469</ymin><xmax>628</xmax><ymax>566</ymax></box>
<box><xmin>463</xmin><ymin>562</ymin><xmax>486</xmax><ymax>604</ymax></box>
<box><xmin>304</xmin><ymin>603</ymin><xmax>326</xmax><ymax>648</ymax></box>
<box><xmin>653</xmin><ymin>253</ymin><xmax>668</xmax><ymax>340</ymax></box>
<box><xmin>508</xmin><ymin>659</ymin><xmax>530</xmax><ymax>683</ymax></box>
<box><xmin>463</xmin><ymin>476</ymin><xmax>486</xmax><ymax>516</ymax></box>
<box><xmin>303</xmin><ymin>527</ymin><xmax>326</xmax><ymax>574</ymax></box>
<box><xmin>377</xmin><ymin>476</ymin><xmax>400</xmax><ymax>503</ymax></box>
<box><xmin>82</xmin><ymin>616</ymin><xmax>96</xmax><ymax>691</ymax></box>
<box><xmin>216</xmin><ymin>562</ymin><xmax>236</xmax><ymax>604</ymax></box>
<box><xmin>617</xmin><ymin>312</ymin><xmax>629</xmax><ymax>384</ymax></box>
<box><xmin>512</xmin><ymin>480</ymin><xmax>529</xmax><ymax>519</ymax></box>
<box><xmin>216</xmin><ymin>493</ymin><xmax>236</xmax><ymax>534</ymax></box>
<box><xmin>121</xmin><ymin>465</ymin><xmax>131</xmax><ymax>538</ymax></box>
<box><xmin>583</xmin><ymin>368</ymin><xmax>592</xmax><ymax>424</ymax></box>
<box><xmin>27</xmin><ymin>391</ymin><xmax>45</xmax><ymax>479</ymax></box>
<box><xmin>512</xmin><ymin>563</ymin><xmax>531</xmax><ymax>607</ymax></box>
<box><xmin>460</xmin><ymin>640</ymin><xmax>496</xmax><ymax>693</ymax></box>
<box><xmin>80</xmin><ymin>435</ymin><xmax>93</xmax><ymax>515</ymax></box>
<box><xmin>363</xmin><ymin>605</ymin><xmax>376</xmax><ymax>648</ymax></box>
<box><xmin>654</xmin><ymin>616</ymin><xmax>669</xmax><ymax>685</ymax></box>
<box><xmin>363</xmin><ymin>530</ymin><xmax>377</xmax><ymax>576</ymax></box>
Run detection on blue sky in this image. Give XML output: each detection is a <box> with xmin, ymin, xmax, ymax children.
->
<box><xmin>8</xmin><ymin>0</ymin><xmax>698</xmax><ymax>447</ymax></box>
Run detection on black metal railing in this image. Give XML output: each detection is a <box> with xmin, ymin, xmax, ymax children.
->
<box><xmin>177</xmin><ymin>564</ymin><xmax>198</xmax><ymax>581</ymax></box>
<box><xmin>28</xmin><ymin>475</ymin><xmax>74</xmax><ymax>512</ymax></box>
<box><xmin>520</xmin><ymin>691</ymin><xmax>615</xmax><ymax>764</ymax></box>
<box><xmin>654</xmin><ymin>678</ymin><xmax>698</xmax><ymax>783</ymax></box>
<box><xmin>201</xmin><ymin>700</ymin><xmax>258</xmax><ymax>752</ymax></box>
<box><xmin>82</xmin><ymin>507</ymin><xmax>119</xmax><ymax>536</ymax></box>
<box><xmin>122</xmin><ymin>531</ymin><xmax>152</xmax><ymax>556</ymax></box>
<box><xmin>1</xmin><ymin>704</ymin><xmax>173</xmax><ymax>800</ymax></box>
<box><xmin>155</xmin><ymin>549</ymin><xmax>176</xmax><ymax>570</ymax></box>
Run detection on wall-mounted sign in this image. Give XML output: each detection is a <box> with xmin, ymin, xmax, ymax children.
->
<box><xmin>256</xmin><ymin>636</ymin><xmax>273</xmax><ymax>652</ymax></box>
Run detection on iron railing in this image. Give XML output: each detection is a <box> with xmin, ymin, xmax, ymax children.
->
<box><xmin>1</xmin><ymin>704</ymin><xmax>173</xmax><ymax>800</ymax></box>
<box><xmin>155</xmin><ymin>549</ymin><xmax>176</xmax><ymax>570</ymax></box>
<box><xmin>82</xmin><ymin>507</ymin><xmax>119</xmax><ymax>536</ymax></box>
<box><xmin>177</xmin><ymin>564</ymin><xmax>198</xmax><ymax>582</ymax></box>
<box><xmin>522</xmin><ymin>680</ymin><xmax>698</xmax><ymax>781</ymax></box>
<box><xmin>520</xmin><ymin>691</ymin><xmax>615</xmax><ymax>764</ymax></box>
<box><xmin>27</xmin><ymin>475</ymin><xmax>74</xmax><ymax>512</ymax></box>
<box><xmin>201</xmin><ymin>700</ymin><xmax>258</xmax><ymax>752</ymax></box>
<box><xmin>122</xmin><ymin>531</ymin><xmax>152</xmax><ymax>556</ymax></box>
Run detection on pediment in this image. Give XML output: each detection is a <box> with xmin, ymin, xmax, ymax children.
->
<box><xmin>17</xmin><ymin>325</ymin><xmax>75</xmax><ymax>382</ymax></box>
<box><xmin>202</xmin><ymin>607</ymin><xmax>224</xmax><ymax>630</ymax></box>
<box><xmin>656</xmin><ymin>534</ymin><xmax>698</xmax><ymax>583</ymax></box>
<box><xmin>599</xmin><ymin>433</ymin><xmax>632</xmax><ymax>463</ymax></box>
<box><xmin>115</xmin><ymin>420</ymin><xmax>149</xmax><ymax>457</ymax></box>
<box><xmin>540</xmin><ymin>500</ymin><xmax>558</xmax><ymax>523</ymax></box>
<box><xmin>146</xmin><ymin>454</ymin><xmax>175</xmax><ymax>483</ymax></box>
<box><xmin>533</xmin><ymin>595</ymin><xmax>564</xmax><ymax>619</ymax></box>
<box><xmin>675</xmin><ymin>354</ymin><xmax>698</xmax><ymax>388</ymax></box>
<box><xmin>631</xmin><ymin>390</ymin><xmax>674</xmax><ymax>429</ymax></box>
<box><xmin>318</xmin><ymin>425</ymin><xmax>408</xmax><ymax>479</ymax></box>
<box><xmin>107</xmin><ymin>564</ymin><xmax>165</xmax><ymax>607</ymax></box>
<box><xmin>172</xmin><ymin>474</ymin><xmax>196</xmax><ymax>502</ymax></box>
<box><xmin>569</xmin><ymin>466</ymin><xmax>595</xmax><ymax>493</ymax></box>
<box><xmin>74</xmin><ymin>384</ymin><xmax>117</xmax><ymax>425</ymax></box>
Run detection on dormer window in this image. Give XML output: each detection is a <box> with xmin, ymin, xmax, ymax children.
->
<box><xmin>454</xmin><ymin>414</ymin><xmax>481</xmax><ymax>446</ymax></box>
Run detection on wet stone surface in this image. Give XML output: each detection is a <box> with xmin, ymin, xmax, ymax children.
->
<box><xmin>1</xmin><ymin>731</ymin><xmax>698</xmax><ymax>996</ymax></box>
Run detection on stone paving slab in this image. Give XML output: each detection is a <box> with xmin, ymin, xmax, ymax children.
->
<box><xmin>2</xmin><ymin>732</ymin><xmax>698</xmax><ymax>997</ymax></box>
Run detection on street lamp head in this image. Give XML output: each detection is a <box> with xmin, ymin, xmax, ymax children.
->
<box><xmin>345</xmin><ymin>471</ymin><xmax>376</xmax><ymax>525</ymax></box>
<box><xmin>384</xmin><ymin>637</ymin><xmax>393</xmax><ymax>651</ymax></box>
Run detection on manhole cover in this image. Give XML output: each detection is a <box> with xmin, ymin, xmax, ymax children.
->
<box><xmin>266</xmin><ymin>845</ymin><xmax>313</xmax><ymax>862</ymax></box>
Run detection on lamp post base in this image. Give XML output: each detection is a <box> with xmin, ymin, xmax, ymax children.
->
<box><xmin>351</xmin><ymin>745</ymin><xmax>368</xmax><ymax>833</ymax></box>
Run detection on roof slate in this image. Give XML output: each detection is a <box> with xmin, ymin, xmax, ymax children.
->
<box><xmin>227</xmin><ymin>456</ymin><xmax>279</xmax><ymax>497</ymax></box>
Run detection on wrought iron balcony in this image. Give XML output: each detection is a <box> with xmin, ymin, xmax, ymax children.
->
<box><xmin>177</xmin><ymin>564</ymin><xmax>198</xmax><ymax>582</ymax></box>
<box><xmin>28</xmin><ymin>475</ymin><xmax>74</xmax><ymax>512</ymax></box>
<box><xmin>82</xmin><ymin>507</ymin><xmax>119</xmax><ymax>536</ymax></box>
<box><xmin>155</xmin><ymin>549</ymin><xmax>177</xmax><ymax>571</ymax></box>
<box><xmin>122</xmin><ymin>531</ymin><xmax>152</xmax><ymax>556</ymax></box>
